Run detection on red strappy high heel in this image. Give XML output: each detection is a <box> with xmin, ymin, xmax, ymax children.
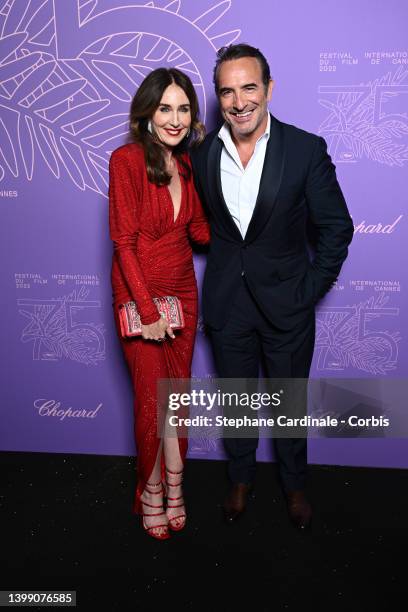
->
<box><xmin>141</xmin><ymin>481</ymin><xmax>170</xmax><ymax>540</ymax></box>
<box><xmin>165</xmin><ymin>468</ymin><xmax>186</xmax><ymax>531</ymax></box>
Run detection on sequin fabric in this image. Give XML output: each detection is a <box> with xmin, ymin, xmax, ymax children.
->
<box><xmin>109</xmin><ymin>143</ymin><xmax>210</xmax><ymax>513</ymax></box>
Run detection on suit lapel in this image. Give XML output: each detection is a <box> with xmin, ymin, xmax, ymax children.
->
<box><xmin>206</xmin><ymin>115</ymin><xmax>285</xmax><ymax>243</ymax></box>
<box><xmin>245</xmin><ymin>115</ymin><xmax>285</xmax><ymax>244</ymax></box>
<box><xmin>207</xmin><ymin>133</ymin><xmax>243</xmax><ymax>242</ymax></box>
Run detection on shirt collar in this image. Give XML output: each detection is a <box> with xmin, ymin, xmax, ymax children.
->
<box><xmin>218</xmin><ymin>112</ymin><xmax>271</xmax><ymax>146</ymax></box>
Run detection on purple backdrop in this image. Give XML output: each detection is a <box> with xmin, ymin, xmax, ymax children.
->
<box><xmin>1</xmin><ymin>0</ymin><xmax>407</xmax><ymax>467</ymax></box>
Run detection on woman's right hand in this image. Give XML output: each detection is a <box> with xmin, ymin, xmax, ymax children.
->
<box><xmin>141</xmin><ymin>316</ymin><xmax>176</xmax><ymax>341</ymax></box>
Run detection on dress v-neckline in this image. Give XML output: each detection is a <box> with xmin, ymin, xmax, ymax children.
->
<box><xmin>165</xmin><ymin>160</ymin><xmax>183</xmax><ymax>224</ymax></box>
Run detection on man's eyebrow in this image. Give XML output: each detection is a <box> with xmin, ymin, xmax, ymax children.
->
<box><xmin>218</xmin><ymin>82</ymin><xmax>258</xmax><ymax>92</ymax></box>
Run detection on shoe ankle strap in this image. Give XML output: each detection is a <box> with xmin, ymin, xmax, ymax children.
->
<box><xmin>142</xmin><ymin>500</ymin><xmax>165</xmax><ymax>509</ymax></box>
<box><xmin>145</xmin><ymin>481</ymin><xmax>163</xmax><ymax>494</ymax></box>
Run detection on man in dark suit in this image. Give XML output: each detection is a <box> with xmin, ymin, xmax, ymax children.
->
<box><xmin>191</xmin><ymin>44</ymin><xmax>353</xmax><ymax>528</ymax></box>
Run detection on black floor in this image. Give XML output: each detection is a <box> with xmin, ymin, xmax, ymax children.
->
<box><xmin>0</xmin><ymin>451</ymin><xmax>406</xmax><ymax>611</ymax></box>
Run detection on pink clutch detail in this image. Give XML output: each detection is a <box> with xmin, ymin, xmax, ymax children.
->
<box><xmin>118</xmin><ymin>296</ymin><xmax>185</xmax><ymax>338</ymax></box>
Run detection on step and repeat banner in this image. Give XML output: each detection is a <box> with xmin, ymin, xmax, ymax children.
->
<box><xmin>1</xmin><ymin>0</ymin><xmax>407</xmax><ymax>467</ymax></box>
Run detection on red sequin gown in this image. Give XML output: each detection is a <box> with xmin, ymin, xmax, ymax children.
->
<box><xmin>109</xmin><ymin>143</ymin><xmax>210</xmax><ymax>514</ymax></box>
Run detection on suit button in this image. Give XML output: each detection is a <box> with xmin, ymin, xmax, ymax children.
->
<box><xmin>241</xmin><ymin>271</ymin><xmax>245</xmax><ymax>277</ymax></box>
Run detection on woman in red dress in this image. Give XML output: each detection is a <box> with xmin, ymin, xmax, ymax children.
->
<box><xmin>109</xmin><ymin>68</ymin><xmax>209</xmax><ymax>540</ymax></box>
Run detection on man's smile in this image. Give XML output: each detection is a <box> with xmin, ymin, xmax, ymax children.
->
<box><xmin>229</xmin><ymin>109</ymin><xmax>256</xmax><ymax>122</ymax></box>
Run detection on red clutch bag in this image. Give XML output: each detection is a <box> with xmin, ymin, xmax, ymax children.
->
<box><xmin>118</xmin><ymin>296</ymin><xmax>185</xmax><ymax>338</ymax></box>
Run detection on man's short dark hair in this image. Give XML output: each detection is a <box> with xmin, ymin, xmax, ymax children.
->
<box><xmin>213</xmin><ymin>43</ymin><xmax>271</xmax><ymax>93</ymax></box>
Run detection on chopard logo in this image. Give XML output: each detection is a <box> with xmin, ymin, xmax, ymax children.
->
<box><xmin>34</xmin><ymin>399</ymin><xmax>102</xmax><ymax>420</ymax></box>
<box><xmin>353</xmin><ymin>215</ymin><xmax>402</xmax><ymax>234</ymax></box>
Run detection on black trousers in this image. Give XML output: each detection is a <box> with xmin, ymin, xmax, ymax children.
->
<box><xmin>209</xmin><ymin>277</ymin><xmax>315</xmax><ymax>492</ymax></box>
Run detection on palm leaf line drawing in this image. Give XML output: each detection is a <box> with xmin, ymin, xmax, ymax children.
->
<box><xmin>190</xmin><ymin>436</ymin><xmax>219</xmax><ymax>453</ymax></box>
<box><xmin>318</xmin><ymin>66</ymin><xmax>408</xmax><ymax>165</ymax></box>
<box><xmin>0</xmin><ymin>0</ymin><xmax>240</xmax><ymax>193</ymax></box>
<box><xmin>316</xmin><ymin>294</ymin><xmax>401</xmax><ymax>374</ymax></box>
<box><xmin>18</xmin><ymin>285</ymin><xmax>105</xmax><ymax>366</ymax></box>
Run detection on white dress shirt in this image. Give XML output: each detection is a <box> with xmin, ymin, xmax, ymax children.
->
<box><xmin>218</xmin><ymin>113</ymin><xmax>271</xmax><ymax>238</ymax></box>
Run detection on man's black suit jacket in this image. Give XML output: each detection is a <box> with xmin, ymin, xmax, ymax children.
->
<box><xmin>191</xmin><ymin>114</ymin><xmax>354</xmax><ymax>331</ymax></box>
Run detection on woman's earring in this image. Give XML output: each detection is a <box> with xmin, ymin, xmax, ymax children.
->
<box><xmin>147</xmin><ymin>120</ymin><xmax>153</xmax><ymax>134</ymax></box>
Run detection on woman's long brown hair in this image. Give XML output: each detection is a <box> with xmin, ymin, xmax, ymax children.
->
<box><xmin>129</xmin><ymin>68</ymin><xmax>205</xmax><ymax>185</ymax></box>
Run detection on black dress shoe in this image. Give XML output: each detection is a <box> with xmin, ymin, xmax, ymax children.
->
<box><xmin>286</xmin><ymin>490</ymin><xmax>312</xmax><ymax>529</ymax></box>
<box><xmin>223</xmin><ymin>483</ymin><xmax>254</xmax><ymax>522</ymax></box>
